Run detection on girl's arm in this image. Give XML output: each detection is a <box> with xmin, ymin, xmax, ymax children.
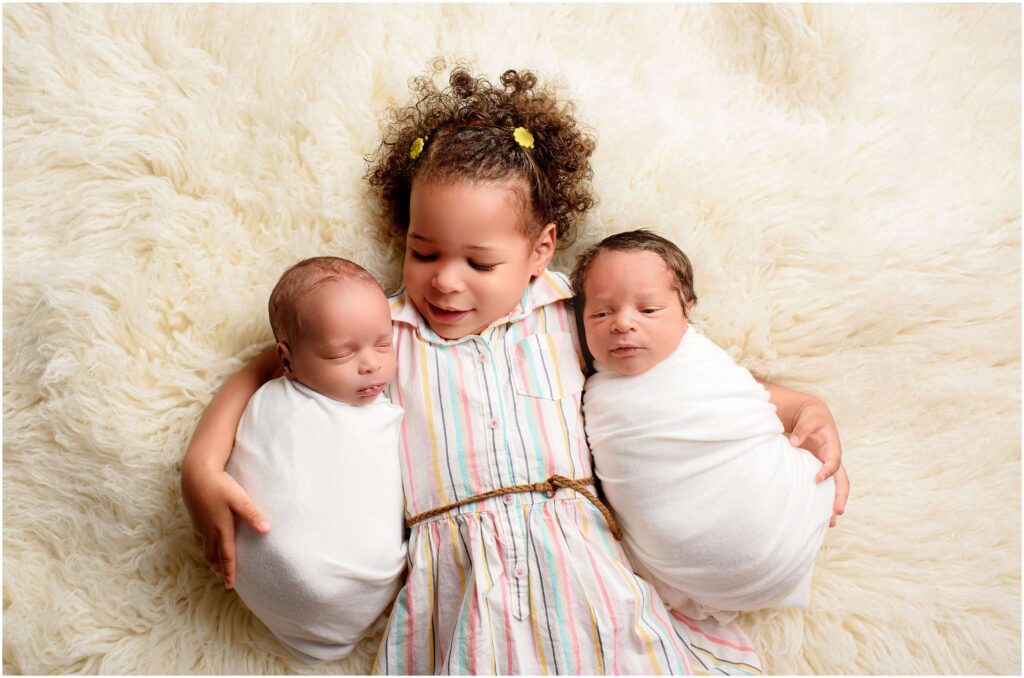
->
<box><xmin>759</xmin><ymin>380</ymin><xmax>849</xmax><ymax>528</ymax></box>
<box><xmin>181</xmin><ymin>345</ymin><xmax>279</xmax><ymax>588</ymax></box>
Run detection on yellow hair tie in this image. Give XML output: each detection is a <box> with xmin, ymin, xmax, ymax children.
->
<box><xmin>513</xmin><ymin>126</ymin><xmax>534</xmax><ymax>149</ymax></box>
<box><xmin>409</xmin><ymin>136</ymin><xmax>427</xmax><ymax>160</ymax></box>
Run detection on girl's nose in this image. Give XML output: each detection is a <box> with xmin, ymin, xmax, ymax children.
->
<box><xmin>359</xmin><ymin>357</ymin><xmax>381</xmax><ymax>374</ymax></box>
<box><xmin>431</xmin><ymin>264</ymin><xmax>463</xmax><ymax>294</ymax></box>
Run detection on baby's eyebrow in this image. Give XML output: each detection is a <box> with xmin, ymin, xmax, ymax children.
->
<box><xmin>320</xmin><ymin>339</ymin><xmax>356</xmax><ymax>351</ymax></box>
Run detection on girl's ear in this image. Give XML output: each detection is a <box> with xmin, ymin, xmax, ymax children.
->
<box><xmin>276</xmin><ymin>341</ymin><xmax>296</xmax><ymax>379</ymax></box>
<box><xmin>530</xmin><ymin>223</ymin><xmax>557</xmax><ymax>276</ymax></box>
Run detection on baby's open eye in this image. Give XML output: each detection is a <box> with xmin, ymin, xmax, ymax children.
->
<box><xmin>469</xmin><ymin>260</ymin><xmax>497</xmax><ymax>272</ymax></box>
<box><xmin>641</xmin><ymin>308</ymin><xmax>659</xmax><ymax>314</ymax></box>
<box><xmin>590</xmin><ymin>311</ymin><xmax>610</xmax><ymax>319</ymax></box>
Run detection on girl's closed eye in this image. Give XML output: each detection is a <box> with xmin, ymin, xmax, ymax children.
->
<box><xmin>469</xmin><ymin>260</ymin><xmax>498</xmax><ymax>272</ymax></box>
<box><xmin>410</xmin><ymin>250</ymin><xmax>437</xmax><ymax>262</ymax></box>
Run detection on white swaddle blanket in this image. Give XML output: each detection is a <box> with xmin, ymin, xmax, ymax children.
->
<box><xmin>226</xmin><ymin>378</ymin><xmax>406</xmax><ymax>661</ymax></box>
<box><xmin>584</xmin><ymin>326</ymin><xmax>833</xmax><ymax>623</ymax></box>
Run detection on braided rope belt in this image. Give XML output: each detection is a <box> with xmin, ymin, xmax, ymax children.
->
<box><xmin>405</xmin><ymin>474</ymin><xmax>623</xmax><ymax>540</ymax></box>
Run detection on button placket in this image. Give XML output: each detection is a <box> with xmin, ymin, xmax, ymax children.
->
<box><xmin>503</xmin><ymin>504</ymin><xmax>531</xmax><ymax>621</ymax></box>
<box><xmin>472</xmin><ymin>339</ymin><xmax>501</xmax><ymax>493</ymax></box>
<box><xmin>479</xmin><ymin>331</ymin><xmax>531</xmax><ymax>620</ymax></box>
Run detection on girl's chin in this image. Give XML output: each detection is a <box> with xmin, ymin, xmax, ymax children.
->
<box><xmin>431</xmin><ymin>321</ymin><xmax>487</xmax><ymax>341</ymax></box>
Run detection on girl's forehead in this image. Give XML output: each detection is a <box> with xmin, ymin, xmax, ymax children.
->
<box><xmin>408</xmin><ymin>178</ymin><xmax>533</xmax><ymax>247</ymax></box>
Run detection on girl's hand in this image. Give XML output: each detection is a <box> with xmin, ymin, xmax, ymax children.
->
<box><xmin>828</xmin><ymin>466</ymin><xmax>849</xmax><ymax>528</ymax></box>
<box><xmin>789</xmin><ymin>401</ymin><xmax>841</xmax><ymax>482</ymax></box>
<box><xmin>789</xmin><ymin>401</ymin><xmax>849</xmax><ymax>527</ymax></box>
<box><xmin>182</xmin><ymin>465</ymin><xmax>271</xmax><ymax>588</ymax></box>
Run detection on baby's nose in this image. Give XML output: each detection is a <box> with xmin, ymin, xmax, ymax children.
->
<box><xmin>611</xmin><ymin>314</ymin><xmax>637</xmax><ymax>332</ymax></box>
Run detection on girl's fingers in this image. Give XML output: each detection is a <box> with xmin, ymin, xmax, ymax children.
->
<box><xmin>219</xmin><ymin>531</ymin><xmax>237</xmax><ymax>589</ymax></box>
<box><xmin>227</xmin><ymin>482</ymin><xmax>271</xmax><ymax>534</ymax></box>
<box><xmin>833</xmin><ymin>467</ymin><xmax>849</xmax><ymax>515</ymax></box>
<box><xmin>241</xmin><ymin>499</ymin><xmax>271</xmax><ymax>534</ymax></box>
<box><xmin>203</xmin><ymin>538</ymin><xmax>220</xmax><ymax>570</ymax></box>
<box><xmin>815</xmin><ymin>459</ymin><xmax>838</xmax><ymax>483</ymax></box>
<box><xmin>815</xmin><ymin>440</ymin><xmax>840</xmax><ymax>481</ymax></box>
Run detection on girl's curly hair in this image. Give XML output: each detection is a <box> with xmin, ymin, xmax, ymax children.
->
<box><xmin>365</xmin><ymin>65</ymin><xmax>597</xmax><ymax>248</ymax></box>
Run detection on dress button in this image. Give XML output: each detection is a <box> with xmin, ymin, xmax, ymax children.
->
<box><xmin>489</xmin><ymin>419</ymin><xmax>500</xmax><ymax>430</ymax></box>
<box><xmin>514</xmin><ymin>566</ymin><xmax>525</xmax><ymax>578</ymax></box>
<box><xmin>503</xmin><ymin>494</ymin><xmax>514</xmax><ymax>505</ymax></box>
<box><xmin>478</xmin><ymin>353</ymin><xmax>488</xmax><ymax>363</ymax></box>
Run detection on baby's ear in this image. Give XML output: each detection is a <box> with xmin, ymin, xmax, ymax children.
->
<box><xmin>276</xmin><ymin>342</ymin><xmax>296</xmax><ymax>379</ymax></box>
<box><xmin>681</xmin><ymin>296</ymin><xmax>695</xmax><ymax>320</ymax></box>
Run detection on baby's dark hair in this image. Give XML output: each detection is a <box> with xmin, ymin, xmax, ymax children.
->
<box><xmin>269</xmin><ymin>256</ymin><xmax>381</xmax><ymax>345</ymax></box>
<box><xmin>570</xmin><ymin>229</ymin><xmax>698</xmax><ymax>316</ymax></box>
<box><xmin>365</xmin><ymin>63</ymin><xmax>597</xmax><ymax>248</ymax></box>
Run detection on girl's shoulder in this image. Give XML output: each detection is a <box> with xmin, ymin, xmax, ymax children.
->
<box><xmin>526</xmin><ymin>270</ymin><xmax>574</xmax><ymax>313</ymax></box>
<box><xmin>388</xmin><ymin>289</ymin><xmax>420</xmax><ymax>328</ymax></box>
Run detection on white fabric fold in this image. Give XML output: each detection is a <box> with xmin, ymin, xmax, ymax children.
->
<box><xmin>584</xmin><ymin>326</ymin><xmax>834</xmax><ymax>623</ymax></box>
<box><xmin>226</xmin><ymin>378</ymin><xmax>406</xmax><ymax>661</ymax></box>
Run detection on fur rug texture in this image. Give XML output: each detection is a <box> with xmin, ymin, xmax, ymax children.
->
<box><xmin>3</xmin><ymin>3</ymin><xmax>1020</xmax><ymax>675</ymax></box>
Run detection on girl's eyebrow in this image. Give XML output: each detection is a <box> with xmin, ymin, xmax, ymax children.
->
<box><xmin>408</xmin><ymin>232</ymin><xmax>497</xmax><ymax>252</ymax></box>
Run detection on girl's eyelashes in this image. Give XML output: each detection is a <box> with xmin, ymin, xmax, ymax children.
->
<box><xmin>410</xmin><ymin>250</ymin><xmax>497</xmax><ymax>271</ymax></box>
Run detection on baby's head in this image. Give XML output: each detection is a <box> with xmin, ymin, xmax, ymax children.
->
<box><xmin>268</xmin><ymin>257</ymin><xmax>395</xmax><ymax>405</ymax></box>
<box><xmin>571</xmin><ymin>230</ymin><xmax>698</xmax><ymax>376</ymax></box>
<box><xmin>366</xmin><ymin>66</ymin><xmax>597</xmax><ymax>339</ymax></box>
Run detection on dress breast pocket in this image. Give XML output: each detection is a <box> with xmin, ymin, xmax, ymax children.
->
<box><xmin>509</xmin><ymin>332</ymin><xmax>585</xmax><ymax>400</ymax></box>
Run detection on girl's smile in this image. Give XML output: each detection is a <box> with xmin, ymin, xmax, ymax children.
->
<box><xmin>404</xmin><ymin>178</ymin><xmax>556</xmax><ymax>340</ymax></box>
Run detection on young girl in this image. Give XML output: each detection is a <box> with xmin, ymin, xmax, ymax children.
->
<box><xmin>182</xmin><ymin>67</ymin><xmax>845</xmax><ymax>674</ymax></box>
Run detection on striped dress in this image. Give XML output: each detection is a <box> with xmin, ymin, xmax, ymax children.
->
<box><xmin>373</xmin><ymin>271</ymin><xmax>762</xmax><ymax>675</ymax></box>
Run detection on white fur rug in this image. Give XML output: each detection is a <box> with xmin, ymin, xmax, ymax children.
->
<box><xmin>3</xmin><ymin>4</ymin><xmax>1020</xmax><ymax>674</ymax></box>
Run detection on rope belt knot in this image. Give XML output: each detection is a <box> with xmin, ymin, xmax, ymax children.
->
<box><xmin>405</xmin><ymin>474</ymin><xmax>623</xmax><ymax>540</ymax></box>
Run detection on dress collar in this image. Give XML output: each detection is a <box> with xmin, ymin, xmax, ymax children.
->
<box><xmin>390</xmin><ymin>270</ymin><xmax>573</xmax><ymax>345</ymax></box>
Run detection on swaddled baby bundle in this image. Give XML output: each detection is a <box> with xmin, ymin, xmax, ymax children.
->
<box><xmin>226</xmin><ymin>378</ymin><xmax>406</xmax><ymax>661</ymax></box>
<box><xmin>584</xmin><ymin>326</ymin><xmax>834</xmax><ymax>623</ymax></box>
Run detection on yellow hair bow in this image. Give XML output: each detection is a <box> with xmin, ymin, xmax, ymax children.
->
<box><xmin>513</xmin><ymin>127</ymin><xmax>534</xmax><ymax>149</ymax></box>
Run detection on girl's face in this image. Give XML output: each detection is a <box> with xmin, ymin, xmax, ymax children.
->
<box><xmin>404</xmin><ymin>178</ymin><xmax>556</xmax><ymax>340</ymax></box>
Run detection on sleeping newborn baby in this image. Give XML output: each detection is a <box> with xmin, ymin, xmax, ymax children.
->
<box><xmin>572</xmin><ymin>231</ymin><xmax>834</xmax><ymax>624</ymax></box>
<box><xmin>225</xmin><ymin>256</ymin><xmax>405</xmax><ymax>661</ymax></box>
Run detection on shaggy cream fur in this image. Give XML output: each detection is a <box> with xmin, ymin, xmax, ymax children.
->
<box><xmin>3</xmin><ymin>3</ymin><xmax>1019</xmax><ymax>674</ymax></box>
